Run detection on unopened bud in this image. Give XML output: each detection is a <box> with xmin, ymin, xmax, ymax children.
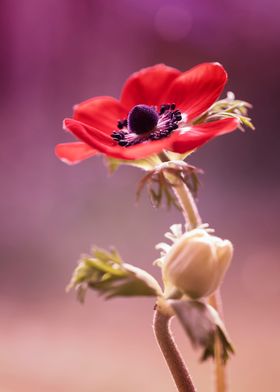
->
<box><xmin>162</xmin><ymin>228</ymin><xmax>233</xmax><ymax>299</ymax></box>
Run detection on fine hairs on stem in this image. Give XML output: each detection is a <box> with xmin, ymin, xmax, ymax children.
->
<box><xmin>154</xmin><ymin>152</ymin><xmax>228</xmax><ymax>392</ymax></box>
<box><xmin>153</xmin><ymin>308</ymin><xmax>196</xmax><ymax>392</ymax></box>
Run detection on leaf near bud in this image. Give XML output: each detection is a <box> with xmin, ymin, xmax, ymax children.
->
<box><xmin>67</xmin><ymin>247</ymin><xmax>162</xmax><ymax>302</ymax></box>
<box><xmin>169</xmin><ymin>299</ymin><xmax>234</xmax><ymax>363</ymax></box>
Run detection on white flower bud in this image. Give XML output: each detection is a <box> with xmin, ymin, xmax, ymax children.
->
<box><xmin>162</xmin><ymin>228</ymin><xmax>233</xmax><ymax>299</ymax></box>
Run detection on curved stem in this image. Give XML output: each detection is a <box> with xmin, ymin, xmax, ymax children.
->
<box><xmin>174</xmin><ymin>179</ymin><xmax>228</xmax><ymax>392</ymax></box>
<box><xmin>174</xmin><ymin>182</ymin><xmax>228</xmax><ymax>392</ymax></box>
<box><xmin>159</xmin><ymin>152</ymin><xmax>228</xmax><ymax>392</ymax></box>
<box><xmin>158</xmin><ymin>152</ymin><xmax>201</xmax><ymax>229</ymax></box>
<box><xmin>173</xmin><ymin>180</ymin><xmax>201</xmax><ymax>229</ymax></box>
<box><xmin>176</xmin><ymin>181</ymin><xmax>228</xmax><ymax>392</ymax></box>
<box><xmin>153</xmin><ymin>308</ymin><xmax>196</xmax><ymax>392</ymax></box>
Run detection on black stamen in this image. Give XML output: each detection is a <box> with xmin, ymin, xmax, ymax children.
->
<box><xmin>119</xmin><ymin>140</ymin><xmax>129</xmax><ymax>146</ymax></box>
<box><xmin>128</xmin><ymin>104</ymin><xmax>159</xmax><ymax>135</ymax></box>
<box><xmin>112</xmin><ymin>103</ymin><xmax>182</xmax><ymax>147</ymax></box>
<box><xmin>117</xmin><ymin>119</ymin><xmax>128</xmax><ymax>129</ymax></box>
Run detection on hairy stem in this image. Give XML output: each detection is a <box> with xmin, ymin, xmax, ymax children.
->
<box><xmin>158</xmin><ymin>151</ymin><xmax>201</xmax><ymax>228</ymax></box>
<box><xmin>172</xmin><ymin>179</ymin><xmax>201</xmax><ymax>229</ymax></box>
<box><xmin>153</xmin><ymin>308</ymin><xmax>196</xmax><ymax>392</ymax></box>
<box><xmin>175</xmin><ymin>181</ymin><xmax>228</xmax><ymax>392</ymax></box>
<box><xmin>159</xmin><ymin>152</ymin><xmax>228</xmax><ymax>392</ymax></box>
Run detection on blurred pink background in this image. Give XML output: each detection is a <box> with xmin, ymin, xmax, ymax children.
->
<box><xmin>1</xmin><ymin>0</ymin><xmax>279</xmax><ymax>391</ymax></box>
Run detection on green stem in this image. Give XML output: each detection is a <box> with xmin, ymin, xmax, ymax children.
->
<box><xmin>209</xmin><ymin>290</ymin><xmax>228</xmax><ymax>392</ymax></box>
<box><xmin>172</xmin><ymin>179</ymin><xmax>201</xmax><ymax>229</ymax></box>
<box><xmin>158</xmin><ymin>152</ymin><xmax>201</xmax><ymax>229</ymax></box>
<box><xmin>153</xmin><ymin>308</ymin><xmax>196</xmax><ymax>392</ymax></box>
<box><xmin>159</xmin><ymin>151</ymin><xmax>228</xmax><ymax>392</ymax></box>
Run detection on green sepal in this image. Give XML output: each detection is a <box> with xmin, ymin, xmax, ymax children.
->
<box><xmin>67</xmin><ymin>247</ymin><xmax>162</xmax><ymax>302</ymax></box>
<box><xmin>136</xmin><ymin>160</ymin><xmax>202</xmax><ymax>209</ymax></box>
<box><xmin>105</xmin><ymin>155</ymin><xmax>161</xmax><ymax>174</ymax></box>
<box><xmin>168</xmin><ymin>299</ymin><xmax>234</xmax><ymax>363</ymax></box>
<box><xmin>164</xmin><ymin>151</ymin><xmax>193</xmax><ymax>161</ymax></box>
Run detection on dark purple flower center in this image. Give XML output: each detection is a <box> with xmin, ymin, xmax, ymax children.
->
<box><xmin>128</xmin><ymin>104</ymin><xmax>159</xmax><ymax>134</ymax></box>
<box><xmin>112</xmin><ymin>103</ymin><xmax>182</xmax><ymax>147</ymax></box>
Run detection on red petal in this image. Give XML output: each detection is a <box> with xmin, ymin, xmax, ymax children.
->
<box><xmin>120</xmin><ymin>64</ymin><xmax>181</xmax><ymax>109</ymax></box>
<box><xmin>63</xmin><ymin>118</ymin><xmax>174</xmax><ymax>160</ymax></box>
<box><xmin>165</xmin><ymin>63</ymin><xmax>227</xmax><ymax>121</ymax></box>
<box><xmin>55</xmin><ymin>142</ymin><xmax>98</xmax><ymax>165</ymax></box>
<box><xmin>170</xmin><ymin>118</ymin><xmax>239</xmax><ymax>153</ymax></box>
<box><xmin>73</xmin><ymin>96</ymin><xmax>128</xmax><ymax>134</ymax></box>
<box><xmin>62</xmin><ymin>117</ymin><xmax>238</xmax><ymax>161</ymax></box>
<box><xmin>63</xmin><ymin>118</ymin><xmax>113</xmax><ymax>146</ymax></box>
<box><xmin>108</xmin><ymin>136</ymin><xmax>175</xmax><ymax>160</ymax></box>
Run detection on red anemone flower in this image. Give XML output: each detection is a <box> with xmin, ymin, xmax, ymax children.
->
<box><xmin>55</xmin><ymin>63</ymin><xmax>239</xmax><ymax>164</ymax></box>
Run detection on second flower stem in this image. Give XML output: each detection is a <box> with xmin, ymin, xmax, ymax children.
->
<box><xmin>209</xmin><ymin>290</ymin><xmax>228</xmax><ymax>392</ymax></box>
<box><xmin>160</xmin><ymin>152</ymin><xmax>228</xmax><ymax>392</ymax></box>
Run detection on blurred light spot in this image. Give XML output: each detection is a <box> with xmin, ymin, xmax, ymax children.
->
<box><xmin>240</xmin><ymin>250</ymin><xmax>280</xmax><ymax>300</ymax></box>
<box><xmin>154</xmin><ymin>5</ymin><xmax>192</xmax><ymax>42</ymax></box>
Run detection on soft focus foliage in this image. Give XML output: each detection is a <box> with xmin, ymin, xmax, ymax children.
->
<box><xmin>68</xmin><ymin>247</ymin><xmax>162</xmax><ymax>301</ymax></box>
<box><xmin>169</xmin><ymin>300</ymin><xmax>234</xmax><ymax>363</ymax></box>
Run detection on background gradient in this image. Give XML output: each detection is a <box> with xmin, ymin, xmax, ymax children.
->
<box><xmin>1</xmin><ymin>0</ymin><xmax>279</xmax><ymax>391</ymax></box>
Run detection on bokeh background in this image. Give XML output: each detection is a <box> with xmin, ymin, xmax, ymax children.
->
<box><xmin>1</xmin><ymin>0</ymin><xmax>279</xmax><ymax>391</ymax></box>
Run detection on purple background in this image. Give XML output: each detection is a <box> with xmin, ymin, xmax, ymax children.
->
<box><xmin>1</xmin><ymin>0</ymin><xmax>279</xmax><ymax>390</ymax></box>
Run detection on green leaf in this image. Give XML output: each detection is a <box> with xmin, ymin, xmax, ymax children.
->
<box><xmin>168</xmin><ymin>299</ymin><xmax>234</xmax><ymax>363</ymax></box>
<box><xmin>91</xmin><ymin>247</ymin><xmax>122</xmax><ymax>265</ymax></box>
<box><xmin>104</xmin><ymin>264</ymin><xmax>162</xmax><ymax>298</ymax></box>
<box><xmin>194</xmin><ymin>92</ymin><xmax>255</xmax><ymax>131</ymax></box>
<box><xmin>68</xmin><ymin>247</ymin><xmax>162</xmax><ymax>302</ymax></box>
